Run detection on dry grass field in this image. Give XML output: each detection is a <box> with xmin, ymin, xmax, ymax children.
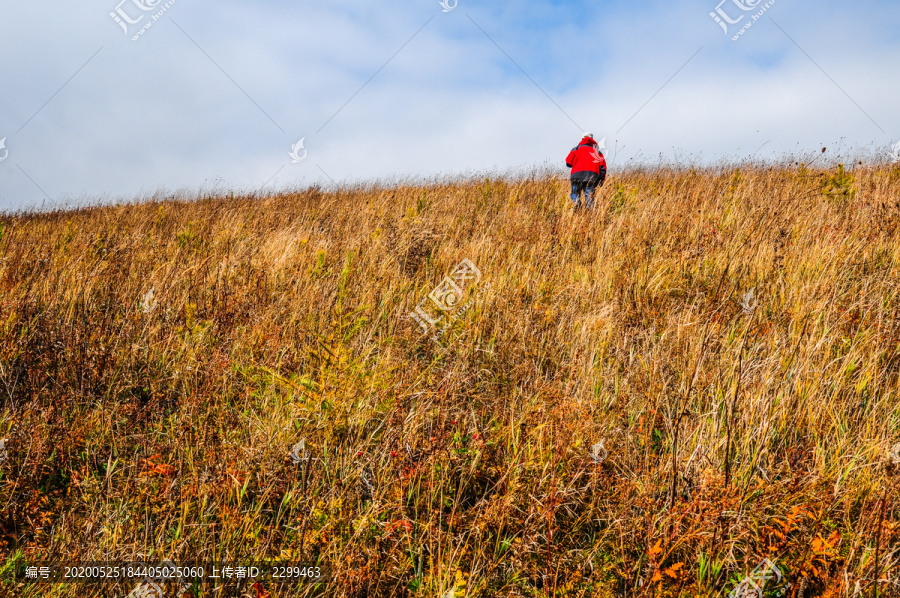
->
<box><xmin>1</xmin><ymin>163</ymin><xmax>900</xmax><ymax>597</ymax></box>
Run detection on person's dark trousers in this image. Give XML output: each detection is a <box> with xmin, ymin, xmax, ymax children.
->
<box><xmin>572</xmin><ymin>182</ymin><xmax>597</xmax><ymax>209</ymax></box>
<box><xmin>570</xmin><ymin>179</ymin><xmax>599</xmax><ymax>209</ymax></box>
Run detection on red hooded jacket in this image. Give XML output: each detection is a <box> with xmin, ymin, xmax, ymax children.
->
<box><xmin>566</xmin><ymin>137</ymin><xmax>607</xmax><ymax>184</ymax></box>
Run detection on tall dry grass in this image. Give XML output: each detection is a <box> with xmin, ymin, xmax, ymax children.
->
<box><xmin>1</xmin><ymin>163</ymin><xmax>900</xmax><ymax>597</ymax></box>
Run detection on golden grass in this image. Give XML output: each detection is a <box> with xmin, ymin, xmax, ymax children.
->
<box><xmin>1</xmin><ymin>164</ymin><xmax>900</xmax><ymax>597</ymax></box>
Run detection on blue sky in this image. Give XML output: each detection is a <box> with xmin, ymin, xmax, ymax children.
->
<box><xmin>1</xmin><ymin>0</ymin><xmax>898</xmax><ymax>211</ymax></box>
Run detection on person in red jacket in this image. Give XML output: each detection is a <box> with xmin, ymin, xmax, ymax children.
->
<box><xmin>565</xmin><ymin>132</ymin><xmax>607</xmax><ymax>210</ymax></box>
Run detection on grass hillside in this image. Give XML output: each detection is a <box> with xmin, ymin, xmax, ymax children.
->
<box><xmin>1</xmin><ymin>164</ymin><xmax>900</xmax><ymax>597</ymax></box>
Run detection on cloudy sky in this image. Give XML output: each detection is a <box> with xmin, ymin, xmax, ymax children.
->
<box><xmin>1</xmin><ymin>0</ymin><xmax>898</xmax><ymax>212</ymax></box>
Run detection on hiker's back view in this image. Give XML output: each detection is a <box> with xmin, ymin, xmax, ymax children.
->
<box><xmin>565</xmin><ymin>133</ymin><xmax>607</xmax><ymax>210</ymax></box>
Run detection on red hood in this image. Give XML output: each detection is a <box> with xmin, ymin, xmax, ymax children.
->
<box><xmin>580</xmin><ymin>137</ymin><xmax>597</xmax><ymax>147</ymax></box>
